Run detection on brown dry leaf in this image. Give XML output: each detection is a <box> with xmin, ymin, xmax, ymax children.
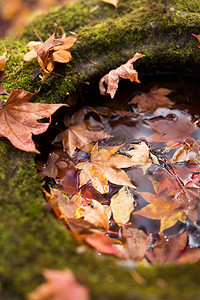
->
<box><xmin>126</xmin><ymin>141</ymin><xmax>159</xmax><ymax>173</ymax></box>
<box><xmin>110</xmin><ymin>186</ymin><xmax>134</xmax><ymax>224</ymax></box>
<box><xmin>134</xmin><ymin>191</ymin><xmax>186</xmax><ymax>232</ymax></box>
<box><xmin>53</xmin><ymin>112</ymin><xmax>110</xmax><ymax>157</ymax></box>
<box><xmin>0</xmin><ymin>89</ymin><xmax>67</xmax><ymax>153</ymax></box>
<box><xmin>28</xmin><ymin>268</ymin><xmax>89</xmax><ymax>300</ymax></box>
<box><xmin>177</xmin><ymin>247</ymin><xmax>200</xmax><ymax>264</ymax></box>
<box><xmin>122</xmin><ymin>227</ymin><xmax>149</xmax><ymax>261</ymax></box>
<box><xmin>146</xmin><ymin>232</ymin><xmax>187</xmax><ymax>265</ymax></box>
<box><xmin>76</xmin><ymin>199</ymin><xmax>109</xmax><ymax>231</ymax></box>
<box><xmin>23</xmin><ymin>24</ymin><xmax>77</xmax><ymax>80</ymax></box>
<box><xmin>129</xmin><ymin>86</ymin><xmax>174</xmax><ymax>113</ymax></box>
<box><xmin>76</xmin><ymin>143</ymin><xmax>136</xmax><ymax>194</ymax></box>
<box><xmin>99</xmin><ymin>53</ymin><xmax>145</xmax><ymax>98</ymax></box>
<box><xmin>146</xmin><ymin>111</ymin><xmax>199</xmax><ymax>150</ymax></box>
<box><xmin>101</xmin><ymin>0</ymin><xmax>118</xmax><ymax>8</ymax></box>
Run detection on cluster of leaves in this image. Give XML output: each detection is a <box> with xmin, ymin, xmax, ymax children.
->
<box><xmin>39</xmin><ymin>95</ymin><xmax>200</xmax><ymax>265</ymax></box>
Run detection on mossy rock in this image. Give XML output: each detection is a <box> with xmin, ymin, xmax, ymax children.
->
<box><xmin>0</xmin><ymin>0</ymin><xmax>200</xmax><ymax>299</ymax></box>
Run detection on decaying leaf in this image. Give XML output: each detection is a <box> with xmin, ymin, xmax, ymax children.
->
<box><xmin>129</xmin><ymin>86</ymin><xmax>174</xmax><ymax>113</ymax></box>
<box><xmin>146</xmin><ymin>232</ymin><xmax>187</xmax><ymax>265</ymax></box>
<box><xmin>134</xmin><ymin>191</ymin><xmax>186</xmax><ymax>232</ymax></box>
<box><xmin>76</xmin><ymin>143</ymin><xmax>136</xmax><ymax>194</ymax></box>
<box><xmin>23</xmin><ymin>24</ymin><xmax>77</xmax><ymax>79</ymax></box>
<box><xmin>99</xmin><ymin>53</ymin><xmax>145</xmax><ymax>98</ymax></box>
<box><xmin>0</xmin><ymin>89</ymin><xmax>66</xmax><ymax>153</ymax></box>
<box><xmin>53</xmin><ymin>109</ymin><xmax>110</xmax><ymax>157</ymax></box>
<box><xmin>28</xmin><ymin>269</ymin><xmax>90</xmax><ymax>300</ymax></box>
<box><xmin>110</xmin><ymin>186</ymin><xmax>134</xmax><ymax>224</ymax></box>
<box><xmin>101</xmin><ymin>0</ymin><xmax>119</xmax><ymax>8</ymax></box>
<box><xmin>126</xmin><ymin>141</ymin><xmax>159</xmax><ymax>173</ymax></box>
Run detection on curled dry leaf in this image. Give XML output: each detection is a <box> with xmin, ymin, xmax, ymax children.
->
<box><xmin>110</xmin><ymin>186</ymin><xmax>134</xmax><ymax>224</ymax></box>
<box><xmin>28</xmin><ymin>269</ymin><xmax>90</xmax><ymax>300</ymax></box>
<box><xmin>23</xmin><ymin>24</ymin><xmax>77</xmax><ymax>80</ymax></box>
<box><xmin>129</xmin><ymin>86</ymin><xmax>174</xmax><ymax>113</ymax></box>
<box><xmin>76</xmin><ymin>143</ymin><xmax>136</xmax><ymax>194</ymax></box>
<box><xmin>99</xmin><ymin>53</ymin><xmax>145</xmax><ymax>98</ymax></box>
<box><xmin>0</xmin><ymin>89</ymin><xmax>67</xmax><ymax>153</ymax></box>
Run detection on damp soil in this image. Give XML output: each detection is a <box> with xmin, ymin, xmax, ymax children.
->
<box><xmin>36</xmin><ymin>71</ymin><xmax>200</xmax><ymax>263</ymax></box>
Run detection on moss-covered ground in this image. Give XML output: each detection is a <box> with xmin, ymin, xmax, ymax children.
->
<box><xmin>1</xmin><ymin>0</ymin><xmax>200</xmax><ymax>299</ymax></box>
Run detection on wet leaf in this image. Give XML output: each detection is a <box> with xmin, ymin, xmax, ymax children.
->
<box><xmin>53</xmin><ymin>109</ymin><xmax>110</xmax><ymax>157</ymax></box>
<box><xmin>99</xmin><ymin>53</ymin><xmax>145</xmax><ymax>98</ymax></box>
<box><xmin>146</xmin><ymin>232</ymin><xmax>187</xmax><ymax>265</ymax></box>
<box><xmin>0</xmin><ymin>89</ymin><xmax>66</xmax><ymax>153</ymax></box>
<box><xmin>110</xmin><ymin>186</ymin><xmax>134</xmax><ymax>224</ymax></box>
<box><xmin>28</xmin><ymin>269</ymin><xmax>90</xmax><ymax>300</ymax></box>
<box><xmin>146</xmin><ymin>111</ymin><xmax>199</xmax><ymax>150</ymax></box>
<box><xmin>121</xmin><ymin>227</ymin><xmax>149</xmax><ymax>261</ymax></box>
<box><xmin>126</xmin><ymin>141</ymin><xmax>159</xmax><ymax>173</ymax></box>
<box><xmin>171</xmin><ymin>139</ymin><xmax>200</xmax><ymax>164</ymax></box>
<box><xmin>129</xmin><ymin>86</ymin><xmax>174</xmax><ymax>113</ymax></box>
<box><xmin>134</xmin><ymin>191</ymin><xmax>186</xmax><ymax>232</ymax></box>
<box><xmin>76</xmin><ymin>143</ymin><xmax>136</xmax><ymax>194</ymax></box>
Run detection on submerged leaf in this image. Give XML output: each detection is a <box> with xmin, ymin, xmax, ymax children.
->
<box><xmin>129</xmin><ymin>86</ymin><xmax>174</xmax><ymax>113</ymax></box>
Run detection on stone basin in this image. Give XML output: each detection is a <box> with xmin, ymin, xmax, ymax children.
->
<box><xmin>0</xmin><ymin>0</ymin><xmax>200</xmax><ymax>299</ymax></box>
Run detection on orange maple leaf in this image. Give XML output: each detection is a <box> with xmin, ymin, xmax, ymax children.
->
<box><xmin>134</xmin><ymin>191</ymin><xmax>186</xmax><ymax>232</ymax></box>
<box><xmin>0</xmin><ymin>89</ymin><xmax>66</xmax><ymax>153</ymax></box>
<box><xmin>76</xmin><ymin>143</ymin><xmax>136</xmax><ymax>194</ymax></box>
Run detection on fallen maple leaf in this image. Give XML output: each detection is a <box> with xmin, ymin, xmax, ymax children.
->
<box><xmin>146</xmin><ymin>111</ymin><xmax>199</xmax><ymax>150</ymax></box>
<box><xmin>76</xmin><ymin>143</ymin><xmax>136</xmax><ymax>194</ymax></box>
<box><xmin>28</xmin><ymin>269</ymin><xmax>90</xmax><ymax>300</ymax></box>
<box><xmin>23</xmin><ymin>24</ymin><xmax>77</xmax><ymax>80</ymax></box>
<box><xmin>121</xmin><ymin>227</ymin><xmax>149</xmax><ymax>261</ymax></box>
<box><xmin>134</xmin><ymin>191</ymin><xmax>186</xmax><ymax>232</ymax></box>
<box><xmin>53</xmin><ymin>109</ymin><xmax>110</xmax><ymax>157</ymax></box>
<box><xmin>99</xmin><ymin>53</ymin><xmax>145</xmax><ymax>98</ymax></box>
<box><xmin>0</xmin><ymin>89</ymin><xmax>67</xmax><ymax>153</ymax></box>
<box><xmin>146</xmin><ymin>232</ymin><xmax>187</xmax><ymax>265</ymax></box>
<box><xmin>126</xmin><ymin>141</ymin><xmax>159</xmax><ymax>173</ymax></box>
<box><xmin>129</xmin><ymin>86</ymin><xmax>174</xmax><ymax>113</ymax></box>
<box><xmin>110</xmin><ymin>186</ymin><xmax>134</xmax><ymax>224</ymax></box>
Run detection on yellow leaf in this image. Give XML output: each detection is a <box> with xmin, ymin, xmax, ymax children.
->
<box><xmin>110</xmin><ymin>186</ymin><xmax>134</xmax><ymax>224</ymax></box>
